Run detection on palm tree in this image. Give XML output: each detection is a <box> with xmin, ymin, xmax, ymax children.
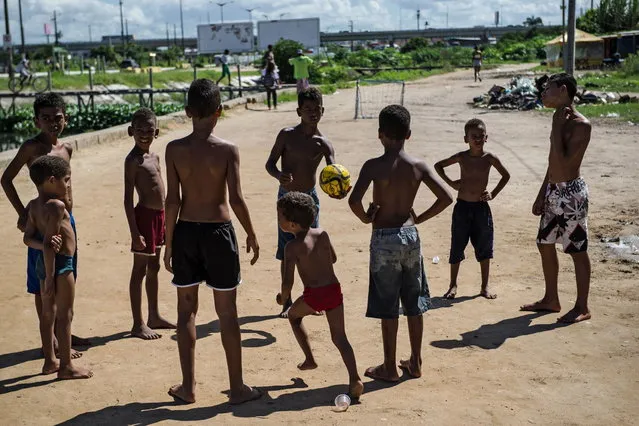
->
<box><xmin>523</xmin><ymin>16</ymin><xmax>544</xmax><ymax>26</ymax></box>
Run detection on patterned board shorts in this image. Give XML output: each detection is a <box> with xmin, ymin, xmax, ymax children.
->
<box><xmin>536</xmin><ymin>177</ymin><xmax>588</xmax><ymax>253</ymax></box>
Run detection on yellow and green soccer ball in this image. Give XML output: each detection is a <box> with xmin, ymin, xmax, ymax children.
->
<box><xmin>319</xmin><ymin>164</ymin><xmax>351</xmax><ymax>199</ymax></box>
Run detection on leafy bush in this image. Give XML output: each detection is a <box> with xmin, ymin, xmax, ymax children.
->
<box><xmin>401</xmin><ymin>38</ymin><xmax>429</xmax><ymax>53</ymax></box>
<box><xmin>621</xmin><ymin>54</ymin><xmax>639</xmax><ymax>77</ymax></box>
<box><xmin>273</xmin><ymin>39</ymin><xmax>304</xmax><ymax>83</ymax></box>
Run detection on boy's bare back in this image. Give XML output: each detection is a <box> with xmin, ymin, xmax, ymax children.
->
<box><xmin>286</xmin><ymin>228</ymin><xmax>338</xmax><ymax>289</ymax></box>
<box><xmin>28</xmin><ymin>197</ymin><xmax>75</xmax><ymax>256</ymax></box>
<box><xmin>166</xmin><ymin>134</ymin><xmax>237</xmax><ymax>222</ymax></box>
<box><xmin>124</xmin><ymin>149</ymin><xmax>165</xmax><ymax>211</ymax></box>
<box><xmin>358</xmin><ymin>151</ymin><xmax>438</xmax><ymax>228</ymax></box>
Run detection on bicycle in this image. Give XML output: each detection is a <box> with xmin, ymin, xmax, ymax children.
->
<box><xmin>8</xmin><ymin>74</ymin><xmax>49</xmax><ymax>94</ymax></box>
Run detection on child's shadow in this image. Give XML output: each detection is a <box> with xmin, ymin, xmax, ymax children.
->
<box><xmin>170</xmin><ymin>315</ymin><xmax>279</xmax><ymax>348</ymax></box>
<box><xmin>430</xmin><ymin>312</ymin><xmax>568</xmax><ymax>350</ymax></box>
<box><xmin>429</xmin><ymin>295</ymin><xmax>480</xmax><ymax>310</ymax></box>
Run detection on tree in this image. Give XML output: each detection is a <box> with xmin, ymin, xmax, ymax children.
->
<box><xmin>576</xmin><ymin>8</ymin><xmax>600</xmax><ymax>33</ymax></box>
<box><xmin>273</xmin><ymin>39</ymin><xmax>304</xmax><ymax>83</ymax></box>
<box><xmin>523</xmin><ymin>16</ymin><xmax>544</xmax><ymax>27</ymax></box>
<box><xmin>400</xmin><ymin>37</ymin><xmax>429</xmax><ymax>53</ymax></box>
<box><xmin>580</xmin><ymin>0</ymin><xmax>639</xmax><ymax>34</ymax></box>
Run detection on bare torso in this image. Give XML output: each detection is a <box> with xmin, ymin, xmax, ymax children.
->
<box><xmin>168</xmin><ymin>134</ymin><xmax>233</xmax><ymax>223</ymax></box>
<box><xmin>548</xmin><ymin>112</ymin><xmax>591</xmax><ymax>183</ymax></box>
<box><xmin>26</xmin><ymin>139</ymin><xmax>74</xmax><ymax>211</ymax></box>
<box><xmin>280</xmin><ymin>126</ymin><xmax>328</xmax><ymax>192</ymax></box>
<box><xmin>289</xmin><ymin>228</ymin><xmax>338</xmax><ymax>288</ymax></box>
<box><xmin>126</xmin><ymin>150</ymin><xmax>165</xmax><ymax>210</ymax></box>
<box><xmin>369</xmin><ymin>151</ymin><xmax>425</xmax><ymax>229</ymax></box>
<box><xmin>457</xmin><ymin>151</ymin><xmax>492</xmax><ymax>202</ymax></box>
<box><xmin>30</xmin><ymin>197</ymin><xmax>76</xmax><ymax>256</ymax></box>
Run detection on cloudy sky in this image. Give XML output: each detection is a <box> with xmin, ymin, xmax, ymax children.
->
<box><xmin>3</xmin><ymin>0</ymin><xmax>597</xmax><ymax>44</ymax></box>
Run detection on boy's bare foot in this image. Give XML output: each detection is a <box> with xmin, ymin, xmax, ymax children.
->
<box><xmin>443</xmin><ymin>285</ymin><xmax>457</xmax><ymax>299</ymax></box>
<box><xmin>520</xmin><ymin>299</ymin><xmax>561</xmax><ymax>312</ymax></box>
<box><xmin>480</xmin><ymin>286</ymin><xmax>497</xmax><ymax>299</ymax></box>
<box><xmin>168</xmin><ymin>384</ymin><xmax>196</xmax><ymax>404</ymax></box>
<box><xmin>229</xmin><ymin>384</ymin><xmax>262</xmax><ymax>405</ymax></box>
<box><xmin>131</xmin><ymin>324</ymin><xmax>162</xmax><ymax>340</ymax></box>
<box><xmin>58</xmin><ymin>364</ymin><xmax>93</xmax><ymax>380</ymax></box>
<box><xmin>364</xmin><ymin>364</ymin><xmax>400</xmax><ymax>383</ymax></box>
<box><xmin>42</xmin><ymin>359</ymin><xmax>60</xmax><ymax>375</ymax></box>
<box><xmin>147</xmin><ymin>316</ymin><xmax>177</xmax><ymax>330</ymax></box>
<box><xmin>557</xmin><ymin>307</ymin><xmax>591</xmax><ymax>324</ymax></box>
<box><xmin>398</xmin><ymin>358</ymin><xmax>422</xmax><ymax>378</ymax></box>
<box><xmin>297</xmin><ymin>359</ymin><xmax>318</xmax><ymax>370</ymax></box>
<box><xmin>49</xmin><ymin>347</ymin><xmax>82</xmax><ymax>359</ymax></box>
<box><xmin>349</xmin><ymin>380</ymin><xmax>364</xmax><ymax>400</ymax></box>
<box><xmin>71</xmin><ymin>335</ymin><xmax>91</xmax><ymax>346</ymax></box>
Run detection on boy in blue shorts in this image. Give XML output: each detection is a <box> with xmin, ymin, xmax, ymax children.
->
<box><xmin>349</xmin><ymin>105</ymin><xmax>452</xmax><ymax>381</ymax></box>
<box><xmin>434</xmin><ymin>118</ymin><xmax>510</xmax><ymax>299</ymax></box>
<box><xmin>266</xmin><ymin>87</ymin><xmax>343</xmax><ymax>317</ymax></box>
<box><xmin>23</xmin><ymin>156</ymin><xmax>92</xmax><ymax>379</ymax></box>
<box><xmin>1</xmin><ymin>93</ymin><xmax>88</xmax><ymax>355</ymax></box>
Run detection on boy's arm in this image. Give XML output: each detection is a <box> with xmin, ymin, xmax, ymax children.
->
<box><xmin>483</xmin><ymin>154</ymin><xmax>511</xmax><ymax>200</ymax></box>
<box><xmin>123</xmin><ymin>157</ymin><xmax>145</xmax><ymax>251</ymax></box>
<box><xmin>433</xmin><ymin>153</ymin><xmax>461</xmax><ymax>190</ymax></box>
<box><xmin>265</xmin><ymin>130</ymin><xmax>291</xmax><ymax>185</ymax></box>
<box><xmin>42</xmin><ymin>200</ymin><xmax>65</xmax><ymax>297</ymax></box>
<box><xmin>163</xmin><ymin>143</ymin><xmax>181</xmax><ymax>272</ymax></box>
<box><xmin>278</xmin><ymin>245</ymin><xmax>297</xmax><ymax>303</ymax></box>
<box><xmin>227</xmin><ymin>145</ymin><xmax>259</xmax><ymax>265</ymax></box>
<box><xmin>348</xmin><ymin>161</ymin><xmax>379</xmax><ymax>224</ymax></box>
<box><xmin>412</xmin><ymin>162</ymin><xmax>453</xmax><ymax>224</ymax></box>
<box><xmin>318</xmin><ymin>136</ymin><xmax>336</xmax><ymax>165</ymax></box>
<box><xmin>324</xmin><ymin>231</ymin><xmax>337</xmax><ymax>263</ymax></box>
<box><xmin>1</xmin><ymin>142</ymin><xmax>35</xmax><ymax>230</ymax></box>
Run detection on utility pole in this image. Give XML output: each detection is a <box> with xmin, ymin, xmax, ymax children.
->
<box><xmin>4</xmin><ymin>0</ymin><xmax>13</xmax><ymax>77</ymax></box>
<box><xmin>125</xmin><ymin>19</ymin><xmax>129</xmax><ymax>39</ymax></box>
<box><xmin>166</xmin><ymin>22</ymin><xmax>170</xmax><ymax>46</ymax></box>
<box><xmin>216</xmin><ymin>2</ymin><xmax>234</xmax><ymax>24</ymax></box>
<box><xmin>53</xmin><ymin>10</ymin><xmax>59</xmax><ymax>45</ymax></box>
<box><xmin>119</xmin><ymin>0</ymin><xmax>125</xmax><ymax>53</ymax></box>
<box><xmin>179</xmin><ymin>0</ymin><xmax>185</xmax><ymax>49</ymax></box>
<box><xmin>446</xmin><ymin>5</ymin><xmax>449</xmax><ymax>28</ymax></box>
<box><xmin>173</xmin><ymin>23</ymin><xmax>177</xmax><ymax>46</ymax></box>
<box><xmin>89</xmin><ymin>24</ymin><xmax>92</xmax><ymax>42</ymax></box>
<box><xmin>18</xmin><ymin>0</ymin><xmax>25</xmax><ymax>53</ymax></box>
<box><xmin>561</xmin><ymin>0</ymin><xmax>566</xmax><ymax>61</ymax></box>
<box><xmin>565</xmin><ymin>0</ymin><xmax>576</xmax><ymax>75</ymax></box>
<box><xmin>349</xmin><ymin>20</ymin><xmax>354</xmax><ymax>52</ymax></box>
<box><xmin>245</xmin><ymin>8</ymin><xmax>255</xmax><ymax>22</ymax></box>
<box><xmin>416</xmin><ymin>9</ymin><xmax>420</xmax><ymax>30</ymax></box>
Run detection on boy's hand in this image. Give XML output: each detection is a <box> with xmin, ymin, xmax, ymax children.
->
<box><xmin>131</xmin><ymin>234</ymin><xmax>146</xmax><ymax>252</ymax></box>
<box><xmin>450</xmin><ymin>180</ymin><xmax>462</xmax><ymax>191</ymax></box>
<box><xmin>553</xmin><ymin>106</ymin><xmax>576</xmax><ymax>125</ymax></box>
<box><xmin>43</xmin><ymin>277</ymin><xmax>55</xmax><ymax>298</ymax></box>
<box><xmin>49</xmin><ymin>234</ymin><xmax>63</xmax><ymax>253</ymax></box>
<box><xmin>364</xmin><ymin>203</ymin><xmax>380</xmax><ymax>224</ymax></box>
<box><xmin>480</xmin><ymin>190</ymin><xmax>493</xmax><ymax>202</ymax></box>
<box><xmin>247</xmin><ymin>234</ymin><xmax>259</xmax><ymax>265</ymax></box>
<box><xmin>532</xmin><ymin>196</ymin><xmax>544</xmax><ymax>216</ymax></box>
<box><xmin>163</xmin><ymin>247</ymin><xmax>173</xmax><ymax>273</ymax></box>
<box><xmin>278</xmin><ymin>172</ymin><xmax>293</xmax><ymax>186</ymax></box>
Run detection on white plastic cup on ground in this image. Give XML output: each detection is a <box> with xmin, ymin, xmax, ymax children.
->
<box><xmin>333</xmin><ymin>394</ymin><xmax>351</xmax><ymax>412</ymax></box>
<box><xmin>432</xmin><ymin>256</ymin><xmax>440</xmax><ymax>264</ymax></box>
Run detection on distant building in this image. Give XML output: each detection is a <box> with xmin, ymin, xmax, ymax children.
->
<box><xmin>102</xmin><ymin>35</ymin><xmax>135</xmax><ymax>44</ymax></box>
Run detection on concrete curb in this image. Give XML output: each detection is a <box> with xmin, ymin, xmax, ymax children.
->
<box><xmin>0</xmin><ymin>88</ymin><xmax>295</xmax><ymax>170</ymax></box>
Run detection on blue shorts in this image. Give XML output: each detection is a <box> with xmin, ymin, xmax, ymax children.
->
<box><xmin>367</xmin><ymin>226</ymin><xmax>430</xmax><ymax>319</ymax></box>
<box><xmin>449</xmin><ymin>200</ymin><xmax>493</xmax><ymax>264</ymax></box>
<box><xmin>276</xmin><ymin>187</ymin><xmax>320</xmax><ymax>260</ymax></box>
<box><xmin>27</xmin><ymin>213</ymin><xmax>77</xmax><ymax>294</ymax></box>
<box><xmin>35</xmin><ymin>253</ymin><xmax>76</xmax><ymax>280</ymax></box>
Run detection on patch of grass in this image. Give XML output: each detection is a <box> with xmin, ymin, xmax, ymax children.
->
<box><xmin>579</xmin><ymin>72</ymin><xmax>639</xmax><ymax>93</ymax></box>
<box><xmin>365</xmin><ymin>67</ymin><xmax>451</xmax><ymax>82</ymax></box>
<box><xmin>576</xmin><ymin>103</ymin><xmax>639</xmax><ymax>123</ymax></box>
<box><xmin>531</xmin><ymin>65</ymin><xmax>563</xmax><ymax>73</ymax></box>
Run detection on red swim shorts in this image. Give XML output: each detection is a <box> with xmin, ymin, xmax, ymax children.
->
<box><xmin>133</xmin><ymin>205</ymin><xmax>165</xmax><ymax>256</ymax></box>
<box><xmin>303</xmin><ymin>283</ymin><xmax>343</xmax><ymax>312</ymax></box>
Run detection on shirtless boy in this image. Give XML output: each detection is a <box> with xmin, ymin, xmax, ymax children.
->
<box><xmin>435</xmin><ymin>119</ymin><xmax>510</xmax><ymax>299</ymax></box>
<box><xmin>164</xmin><ymin>79</ymin><xmax>261</xmax><ymax>404</ymax></box>
<box><xmin>23</xmin><ymin>156</ymin><xmax>92</xmax><ymax>379</ymax></box>
<box><xmin>265</xmin><ymin>87</ymin><xmax>339</xmax><ymax>317</ymax></box>
<box><xmin>124</xmin><ymin>108</ymin><xmax>176</xmax><ymax>340</ymax></box>
<box><xmin>349</xmin><ymin>105</ymin><xmax>452</xmax><ymax>381</ymax></box>
<box><xmin>521</xmin><ymin>73</ymin><xmax>592</xmax><ymax>324</ymax></box>
<box><xmin>276</xmin><ymin>192</ymin><xmax>363</xmax><ymax>400</ymax></box>
<box><xmin>1</xmin><ymin>92</ymin><xmax>88</xmax><ymax>354</ymax></box>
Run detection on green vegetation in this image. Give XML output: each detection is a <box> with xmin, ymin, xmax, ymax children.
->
<box><xmin>576</xmin><ymin>103</ymin><xmax>639</xmax><ymax>123</ymax></box>
<box><xmin>577</xmin><ymin>0</ymin><xmax>639</xmax><ymax>34</ymax></box>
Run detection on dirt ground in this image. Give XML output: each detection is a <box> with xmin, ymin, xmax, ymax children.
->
<box><xmin>1</xmin><ymin>65</ymin><xmax>638</xmax><ymax>425</ymax></box>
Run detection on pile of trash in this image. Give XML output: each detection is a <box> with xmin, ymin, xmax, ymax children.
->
<box><xmin>472</xmin><ymin>75</ymin><xmax>544</xmax><ymax>111</ymax></box>
<box><xmin>574</xmin><ymin>91</ymin><xmax>638</xmax><ymax>105</ymax></box>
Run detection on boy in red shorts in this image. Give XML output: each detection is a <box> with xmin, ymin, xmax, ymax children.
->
<box><xmin>276</xmin><ymin>192</ymin><xmax>363</xmax><ymax>400</ymax></box>
<box><xmin>124</xmin><ymin>108</ymin><xmax>175</xmax><ymax>340</ymax></box>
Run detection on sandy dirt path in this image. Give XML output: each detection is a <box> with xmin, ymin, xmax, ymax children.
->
<box><xmin>1</xmin><ymin>65</ymin><xmax>638</xmax><ymax>425</ymax></box>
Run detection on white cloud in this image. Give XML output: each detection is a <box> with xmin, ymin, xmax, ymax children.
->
<box><xmin>2</xmin><ymin>0</ymin><xmax>597</xmax><ymax>45</ymax></box>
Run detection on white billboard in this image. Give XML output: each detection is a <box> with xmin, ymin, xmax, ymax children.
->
<box><xmin>197</xmin><ymin>22</ymin><xmax>254</xmax><ymax>54</ymax></box>
<box><xmin>257</xmin><ymin>18</ymin><xmax>320</xmax><ymax>51</ymax></box>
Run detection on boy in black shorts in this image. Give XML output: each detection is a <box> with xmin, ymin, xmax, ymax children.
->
<box><xmin>163</xmin><ymin>79</ymin><xmax>261</xmax><ymax>404</ymax></box>
<box><xmin>434</xmin><ymin>119</ymin><xmax>510</xmax><ymax>299</ymax></box>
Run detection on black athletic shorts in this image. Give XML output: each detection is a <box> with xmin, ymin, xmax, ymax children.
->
<box><xmin>449</xmin><ymin>200</ymin><xmax>494</xmax><ymax>264</ymax></box>
<box><xmin>171</xmin><ymin>220</ymin><xmax>241</xmax><ymax>291</ymax></box>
